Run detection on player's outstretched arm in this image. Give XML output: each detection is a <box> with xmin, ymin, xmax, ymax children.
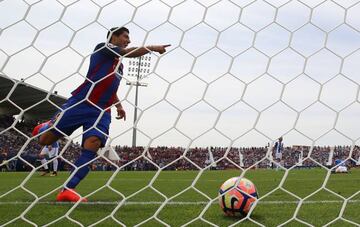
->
<box><xmin>120</xmin><ymin>44</ymin><xmax>171</xmax><ymax>58</ymax></box>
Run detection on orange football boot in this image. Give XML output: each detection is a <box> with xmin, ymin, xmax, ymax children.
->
<box><xmin>56</xmin><ymin>189</ymin><xmax>88</xmax><ymax>202</ymax></box>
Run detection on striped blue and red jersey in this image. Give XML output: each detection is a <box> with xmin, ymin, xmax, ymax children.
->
<box><xmin>71</xmin><ymin>42</ymin><xmax>123</xmax><ymax>112</ymax></box>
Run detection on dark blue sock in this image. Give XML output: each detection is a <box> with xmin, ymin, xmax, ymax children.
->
<box><xmin>66</xmin><ymin>149</ymin><xmax>96</xmax><ymax>189</ymax></box>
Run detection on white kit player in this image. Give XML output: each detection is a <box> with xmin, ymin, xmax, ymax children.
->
<box><xmin>334</xmin><ymin>158</ymin><xmax>348</xmax><ymax>173</ymax></box>
<box><xmin>39</xmin><ymin>141</ymin><xmax>59</xmax><ymax>176</ymax></box>
<box><xmin>273</xmin><ymin>137</ymin><xmax>284</xmax><ymax>170</ymax></box>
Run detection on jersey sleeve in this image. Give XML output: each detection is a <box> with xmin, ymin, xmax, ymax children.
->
<box><xmin>95</xmin><ymin>43</ymin><xmax>122</xmax><ymax>58</ymax></box>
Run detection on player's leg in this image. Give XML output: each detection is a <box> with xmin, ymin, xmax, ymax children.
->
<box><xmin>57</xmin><ymin>110</ymin><xmax>110</xmax><ymax>202</ymax></box>
<box><xmin>65</xmin><ymin>136</ymin><xmax>100</xmax><ymax>188</ymax></box>
<box><xmin>65</xmin><ymin>111</ymin><xmax>109</xmax><ymax>189</ymax></box>
<box><xmin>39</xmin><ymin>148</ymin><xmax>50</xmax><ymax>176</ymax></box>
<box><xmin>56</xmin><ymin>136</ymin><xmax>101</xmax><ymax>202</ymax></box>
<box><xmin>65</xmin><ymin>122</ymin><xmax>109</xmax><ymax>189</ymax></box>
<box><xmin>50</xmin><ymin>158</ymin><xmax>58</xmax><ymax>176</ymax></box>
<box><xmin>40</xmin><ymin>158</ymin><xmax>50</xmax><ymax>175</ymax></box>
<box><xmin>50</xmin><ymin>148</ymin><xmax>59</xmax><ymax>176</ymax></box>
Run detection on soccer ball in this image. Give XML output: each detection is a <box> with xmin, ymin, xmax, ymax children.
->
<box><xmin>218</xmin><ymin>177</ymin><xmax>258</xmax><ymax>216</ymax></box>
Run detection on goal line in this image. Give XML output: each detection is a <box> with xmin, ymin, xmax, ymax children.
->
<box><xmin>1</xmin><ymin>200</ymin><xmax>359</xmax><ymax>206</ymax></box>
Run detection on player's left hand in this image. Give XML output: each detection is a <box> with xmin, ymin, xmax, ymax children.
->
<box><xmin>116</xmin><ymin>107</ymin><xmax>126</xmax><ymax>121</ymax></box>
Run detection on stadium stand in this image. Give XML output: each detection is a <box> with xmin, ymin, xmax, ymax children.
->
<box><xmin>1</xmin><ymin>114</ymin><xmax>359</xmax><ymax>172</ymax></box>
<box><xmin>0</xmin><ymin>74</ymin><xmax>66</xmax><ymax>120</ymax></box>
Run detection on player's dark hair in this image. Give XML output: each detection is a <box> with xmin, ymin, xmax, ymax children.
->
<box><xmin>107</xmin><ymin>27</ymin><xmax>129</xmax><ymax>41</ymax></box>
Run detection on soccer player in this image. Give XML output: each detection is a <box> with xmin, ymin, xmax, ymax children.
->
<box><xmin>39</xmin><ymin>142</ymin><xmax>59</xmax><ymax>176</ymax></box>
<box><xmin>32</xmin><ymin>27</ymin><xmax>170</xmax><ymax>202</ymax></box>
<box><xmin>273</xmin><ymin>137</ymin><xmax>283</xmax><ymax>170</ymax></box>
<box><xmin>0</xmin><ymin>152</ymin><xmax>10</xmax><ymax>172</ymax></box>
<box><xmin>334</xmin><ymin>157</ymin><xmax>348</xmax><ymax>173</ymax></box>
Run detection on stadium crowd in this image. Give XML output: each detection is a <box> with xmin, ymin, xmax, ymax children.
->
<box><xmin>1</xmin><ymin>115</ymin><xmax>359</xmax><ymax>172</ymax></box>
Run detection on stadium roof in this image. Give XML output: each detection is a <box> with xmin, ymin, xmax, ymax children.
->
<box><xmin>0</xmin><ymin>75</ymin><xmax>67</xmax><ymax>121</ymax></box>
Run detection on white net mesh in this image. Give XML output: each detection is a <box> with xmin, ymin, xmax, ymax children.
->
<box><xmin>1</xmin><ymin>0</ymin><xmax>360</xmax><ymax>226</ymax></box>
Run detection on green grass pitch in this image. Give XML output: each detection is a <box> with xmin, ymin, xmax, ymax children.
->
<box><xmin>0</xmin><ymin>169</ymin><xmax>359</xmax><ymax>226</ymax></box>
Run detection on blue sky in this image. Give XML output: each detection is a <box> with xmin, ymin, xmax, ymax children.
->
<box><xmin>1</xmin><ymin>0</ymin><xmax>360</xmax><ymax>147</ymax></box>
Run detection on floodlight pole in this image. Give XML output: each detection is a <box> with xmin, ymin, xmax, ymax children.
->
<box><xmin>132</xmin><ymin>57</ymin><xmax>141</xmax><ymax>148</ymax></box>
<box><xmin>126</xmin><ymin>55</ymin><xmax>150</xmax><ymax>148</ymax></box>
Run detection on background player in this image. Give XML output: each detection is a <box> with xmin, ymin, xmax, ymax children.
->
<box><xmin>333</xmin><ymin>157</ymin><xmax>349</xmax><ymax>173</ymax></box>
<box><xmin>32</xmin><ymin>27</ymin><xmax>170</xmax><ymax>202</ymax></box>
<box><xmin>273</xmin><ymin>137</ymin><xmax>284</xmax><ymax>170</ymax></box>
<box><xmin>39</xmin><ymin>142</ymin><xmax>59</xmax><ymax>176</ymax></box>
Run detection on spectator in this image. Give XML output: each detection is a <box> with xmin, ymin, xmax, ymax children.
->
<box><xmin>1</xmin><ymin>115</ymin><xmax>360</xmax><ymax>171</ymax></box>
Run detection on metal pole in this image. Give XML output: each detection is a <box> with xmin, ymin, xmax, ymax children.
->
<box><xmin>132</xmin><ymin>57</ymin><xmax>141</xmax><ymax>148</ymax></box>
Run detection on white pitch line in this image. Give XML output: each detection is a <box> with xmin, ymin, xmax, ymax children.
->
<box><xmin>0</xmin><ymin>200</ymin><xmax>359</xmax><ymax>205</ymax></box>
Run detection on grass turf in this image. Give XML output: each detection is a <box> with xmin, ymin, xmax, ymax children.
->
<box><xmin>0</xmin><ymin>168</ymin><xmax>359</xmax><ymax>226</ymax></box>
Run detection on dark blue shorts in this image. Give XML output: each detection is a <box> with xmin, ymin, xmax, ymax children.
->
<box><xmin>51</xmin><ymin>99</ymin><xmax>111</xmax><ymax>147</ymax></box>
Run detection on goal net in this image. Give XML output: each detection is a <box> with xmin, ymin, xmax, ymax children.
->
<box><xmin>0</xmin><ymin>0</ymin><xmax>360</xmax><ymax>226</ymax></box>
